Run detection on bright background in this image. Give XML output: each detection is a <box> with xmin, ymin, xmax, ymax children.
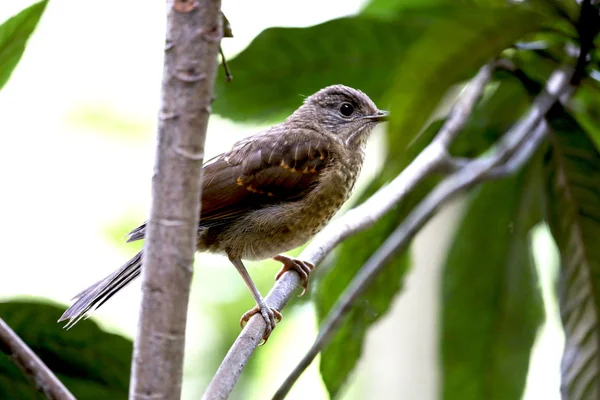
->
<box><xmin>0</xmin><ymin>1</ymin><xmax>563</xmax><ymax>399</ymax></box>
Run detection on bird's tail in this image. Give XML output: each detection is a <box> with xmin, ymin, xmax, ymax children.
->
<box><xmin>58</xmin><ymin>251</ymin><xmax>143</xmax><ymax>328</ymax></box>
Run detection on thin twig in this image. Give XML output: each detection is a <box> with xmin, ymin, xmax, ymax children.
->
<box><xmin>484</xmin><ymin>120</ymin><xmax>549</xmax><ymax>179</ymax></box>
<box><xmin>202</xmin><ymin>62</ymin><xmax>495</xmax><ymax>400</ymax></box>
<box><xmin>272</xmin><ymin>65</ymin><xmax>575</xmax><ymax>399</ymax></box>
<box><xmin>130</xmin><ymin>1</ymin><xmax>222</xmax><ymax>399</ymax></box>
<box><xmin>219</xmin><ymin>46</ymin><xmax>233</xmax><ymax>82</ymax></box>
<box><xmin>0</xmin><ymin>318</ymin><xmax>75</xmax><ymax>400</ymax></box>
<box><xmin>436</xmin><ymin>62</ymin><xmax>495</xmax><ymax>148</ymax></box>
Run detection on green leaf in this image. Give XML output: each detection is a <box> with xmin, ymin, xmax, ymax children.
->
<box><xmin>441</xmin><ymin>160</ymin><xmax>544</xmax><ymax>400</ymax></box>
<box><xmin>449</xmin><ymin>72</ymin><xmax>532</xmax><ymax>158</ymax></box>
<box><xmin>316</xmin><ymin>73</ymin><xmax>532</xmax><ymax>397</ymax></box>
<box><xmin>388</xmin><ymin>5</ymin><xmax>545</xmax><ymax>151</ymax></box>
<box><xmin>65</xmin><ymin>103</ymin><xmax>154</xmax><ymax>142</ymax></box>
<box><xmin>213</xmin><ymin>5</ymin><xmax>544</xmax><ymax>127</ymax></box>
<box><xmin>0</xmin><ymin>0</ymin><xmax>48</xmax><ymax>92</ymax></box>
<box><xmin>571</xmin><ymin>86</ymin><xmax>600</xmax><ymax>152</ymax></box>
<box><xmin>0</xmin><ymin>300</ymin><xmax>132</xmax><ymax>399</ymax></box>
<box><xmin>213</xmin><ymin>16</ymin><xmax>423</xmax><ymax>123</ymax></box>
<box><xmin>543</xmin><ymin>106</ymin><xmax>600</xmax><ymax>400</ymax></box>
<box><xmin>361</xmin><ymin>0</ymin><xmax>463</xmax><ymax>17</ymax></box>
<box><xmin>531</xmin><ymin>0</ymin><xmax>580</xmax><ymax>22</ymax></box>
<box><xmin>361</xmin><ymin>0</ymin><xmax>514</xmax><ymax>17</ymax></box>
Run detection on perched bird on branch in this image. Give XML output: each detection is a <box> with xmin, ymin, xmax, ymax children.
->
<box><xmin>59</xmin><ymin>84</ymin><xmax>388</xmax><ymax>342</ymax></box>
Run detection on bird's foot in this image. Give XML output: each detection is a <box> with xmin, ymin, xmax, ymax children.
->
<box><xmin>274</xmin><ymin>254</ymin><xmax>315</xmax><ymax>296</ymax></box>
<box><xmin>240</xmin><ymin>299</ymin><xmax>282</xmax><ymax>345</ymax></box>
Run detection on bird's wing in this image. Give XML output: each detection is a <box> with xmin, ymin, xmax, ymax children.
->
<box><xmin>126</xmin><ymin>129</ymin><xmax>332</xmax><ymax>242</ymax></box>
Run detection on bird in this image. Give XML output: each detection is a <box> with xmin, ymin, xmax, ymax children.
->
<box><xmin>59</xmin><ymin>84</ymin><xmax>388</xmax><ymax>342</ymax></box>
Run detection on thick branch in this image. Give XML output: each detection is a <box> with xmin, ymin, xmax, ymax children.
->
<box><xmin>272</xmin><ymin>65</ymin><xmax>575</xmax><ymax>399</ymax></box>
<box><xmin>0</xmin><ymin>318</ymin><xmax>74</xmax><ymax>400</ymax></box>
<box><xmin>130</xmin><ymin>1</ymin><xmax>222</xmax><ymax>399</ymax></box>
<box><xmin>202</xmin><ymin>62</ymin><xmax>495</xmax><ymax>400</ymax></box>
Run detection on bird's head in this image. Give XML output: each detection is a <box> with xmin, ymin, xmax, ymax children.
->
<box><xmin>289</xmin><ymin>84</ymin><xmax>388</xmax><ymax>148</ymax></box>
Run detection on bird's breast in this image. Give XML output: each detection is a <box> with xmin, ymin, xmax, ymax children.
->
<box><xmin>246</xmin><ymin>155</ymin><xmax>362</xmax><ymax>259</ymax></box>
<box><xmin>203</xmin><ymin>151</ymin><xmax>364</xmax><ymax>261</ymax></box>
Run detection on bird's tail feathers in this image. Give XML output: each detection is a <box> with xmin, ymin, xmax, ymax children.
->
<box><xmin>58</xmin><ymin>251</ymin><xmax>143</xmax><ymax>329</ymax></box>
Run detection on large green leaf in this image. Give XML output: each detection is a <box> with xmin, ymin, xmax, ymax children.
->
<box><xmin>315</xmin><ymin>73</ymin><xmax>532</xmax><ymax>397</ymax></box>
<box><xmin>213</xmin><ymin>6</ymin><xmax>543</xmax><ymax>127</ymax></box>
<box><xmin>0</xmin><ymin>0</ymin><xmax>48</xmax><ymax>92</ymax></box>
<box><xmin>448</xmin><ymin>72</ymin><xmax>533</xmax><ymax>158</ymax></box>
<box><xmin>571</xmin><ymin>86</ymin><xmax>600</xmax><ymax>152</ymax></box>
<box><xmin>361</xmin><ymin>0</ymin><xmax>466</xmax><ymax>16</ymax></box>
<box><xmin>544</xmin><ymin>106</ymin><xmax>600</xmax><ymax>400</ymax></box>
<box><xmin>441</xmin><ymin>160</ymin><xmax>544</xmax><ymax>400</ymax></box>
<box><xmin>362</xmin><ymin>0</ymin><xmax>518</xmax><ymax>16</ymax></box>
<box><xmin>213</xmin><ymin>17</ymin><xmax>421</xmax><ymax>123</ymax></box>
<box><xmin>388</xmin><ymin>5</ymin><xmax>545</xmax><ymax>152</ymax></box>
<box><xmin>0</xmin><ymin>300</ymin><xmax>132</xmax><ymax>399</ymax></box>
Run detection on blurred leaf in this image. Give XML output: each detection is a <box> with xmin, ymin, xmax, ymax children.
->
<box><xmin>316</xmin><ymin>72</ymin><xmax>534</xmax><ymax>397</ymax></box>
<box><xmin>213</xmin><ymin>17</ymin><xmax>423</xmax><ymax>123</ymax></box>
<box><xmin>361</xmin><ymin>0</ymin><xmax>523</xmax><ymax>16</ymax></box>
<box><xmin>214</xmin><ymin>5</ymin><xmax>544</xmax><ymax>128</ymax></box>
<box><xmin>441</xmin><ymin>159</ymin><xmax>544</xmax><ymax>400</ymax></box>
<box><xmin>361</xmin><ymin>0</ymin><xmax>464</xmax><ymax>16</ymax></box>
<box><xmin>543</xmin><ymin>106</ymin><xmax>600</xmax><ymax>400</ymax></box>
<box><xmin>0</xmin><ymin>0</ymin><xmax>48</xmax><ymax>92</ymax></box>
<box><xmin>66</xmin><ymin>104</ymin><xmax>153</xmax><ymax>142</ymax></box>
<box><xmin>449</xmin><ymin>72</ymin><xmax>532</xmax><ymax>157</ymax></box>
<box><xmin>103</xmin><ymin>211</ymin><xmax>146</xmax><ymax>253</ymax></box>
<box><xmin>512</xmin><ymin>47</ymin><xmax>600</xmax><ymax>95</ymax></box>
<box><xmin>362</xmin><ymin>0</ymin><xmax>526</xmax><ymax>15</ymax></box>
<box><xmin>0</xmin><ymin>300</ymin><xmax>132</xmax><ymax>400</ymax></box>
<box><xmin>530</xmin><ymin>0</ymin><xmax>580</xmax><ymax>22</ymax></box>
<box><xmin>388</xmin><ymin>5</ymin><xmax>545</xmax><ymax>152</ymax></box>
<box><xmin>570</xmin><ymin>86</ymin><xmax>600</xmax><ymax>151</ymax></box>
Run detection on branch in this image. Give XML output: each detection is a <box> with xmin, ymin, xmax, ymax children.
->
<box><xmin>130</xmin><ymin>1</ymin><xmax>222</xmax><ymax>399</ymax></box>
<box><xmin>272</xmin><ymin>65</ymin><xmax>575</xmax><ymax>399</ymax></box>
<box><xmin>202</xmin><ymin>62</ymin><xmax>495</xmax><ymax>400</ymax></box>
<box><xmin>0</xmin><ymin>318</ymin><xmax>74</xmax><ymax>400</ymax></box>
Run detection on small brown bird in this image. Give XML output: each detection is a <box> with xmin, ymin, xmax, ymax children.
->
<box><xmin>59</xmin><ymin>84</ymin><xmax>387</xmax><ymax>341</ymax></box>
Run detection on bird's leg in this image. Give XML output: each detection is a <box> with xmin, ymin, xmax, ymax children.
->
<box><xmin>274</xmin><ymin>254</ymin><xmax>315</xmax><ymax>297</ymax></box>
<box><xmin>229</xmin><ymin>257</ymin><xmax>282</xmax><ymax>344</ymax></box>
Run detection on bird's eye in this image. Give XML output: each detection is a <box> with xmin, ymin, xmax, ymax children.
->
<box><xmin>339</xmin><ymin>103</ymin><xmax>355</xmax><ymax>117</ymax></box>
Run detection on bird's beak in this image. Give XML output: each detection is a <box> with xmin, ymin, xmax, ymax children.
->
<box><xmin>367</xmin><ymin>110</ymin><xmax>389</xmax><ymax>122</ymax></box>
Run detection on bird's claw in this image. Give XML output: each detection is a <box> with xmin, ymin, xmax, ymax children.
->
<box><xmin>240</xmin><ymin>302</ymin><xmax>282</xmax><ymax>345</ymax></box>
<box><xmin>274</xmin><ymin>255</ymin><xmax>315</xmax><ymax>296</ymax></box>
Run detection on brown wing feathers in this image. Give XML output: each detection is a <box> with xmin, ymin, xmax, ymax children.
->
<box><xmin>199</xmin><ymin>134</ymin><xmax>329</xmax><ymax>226</ymax></box>
<box><xmin>126</xmin><ymin>132</ymin><xmax>331</xmax><ymax>241</ymax></box>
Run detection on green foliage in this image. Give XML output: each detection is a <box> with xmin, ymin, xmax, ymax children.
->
<box><xmin>65</xmin><ymin>104</ymin><xmax>153</xmax><ymax>142</ymax></box>
<box><xmin>543</xmin><ymin>106</ymin><xmax>600</xmax><ymax>400</ymax></box>
<box><xmin>571</xmin><ymin>86</ymin><xmax>600</xmax><ymax>151</ymax></box>
<box><xmin>213</xmin><ymin>16</ymin><xmax>418</xmax><ymax>123</ymax></box>
<box><xmin>0</xmin><ymin>0</ymin><xmax>48</xmax><ymax>92</ymax></box>
<box><xmin>441</xmin><ymin>160</ymin><xmax>544</xmax><ymax>400</ymax></box>
<box><xmin>0</xmin><ymin>300</ymin><xmax>132</xmax><ymax>400</ymax></box>
<box><xmin>388</xmin><ymin>5</ymin><xmax>544</xmax><ymax>152</ymax></box>
<box><xmin>103</xmin><ymin>211</ymin><xmax>146</xmax><ymax>253</ymax></box>
<box><xmin>361</xmin><ymin>0</ymin><xmax>464</xmax><ymax>16</ymax></box>
<box><xmin>212</xmin><ymin>5</ymin><xmax>544</xmax><ymax>130</ymax></box>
